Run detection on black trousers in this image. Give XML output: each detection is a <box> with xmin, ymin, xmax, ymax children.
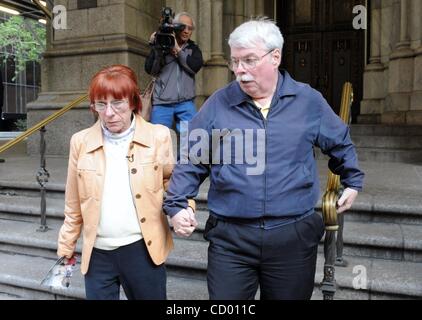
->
<box><xmin>84</xmin><ymin>239</ymin><xmax>166</xmax><ymax>300</ymax></box>
<box><xmin>205</xmin><ymin>212</ymin><xmax>325</xmax><ymax>300</ymax></box>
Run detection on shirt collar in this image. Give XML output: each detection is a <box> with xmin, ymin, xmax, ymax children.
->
<box><xmin>85</xmin><ymin>114</ymin><xmax>152</xmax><ymax>153</ymax></box>
<box><xmin>229</xmin><ymin>69</ymin><xmax>300</xmax><ymax>107</ymax></box>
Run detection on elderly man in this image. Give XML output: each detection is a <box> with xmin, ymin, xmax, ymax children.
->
<box><xmin>164</xmin><ymin>18</ymin><xmax>364</xmax><ymax>300</ymax></box>
<box><xmin>145</xmin><ymin>11</ymin><xmax>203</xmax><ymax>133</ymax></box>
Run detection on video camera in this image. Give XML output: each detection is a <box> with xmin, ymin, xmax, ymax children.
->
<box><xmin>154</xmin><ymin>7</ymin><xmax>186</xmax><ymax>53</ymax></box>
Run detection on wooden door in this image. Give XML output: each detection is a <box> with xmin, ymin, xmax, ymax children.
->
<box><xmin>278</xmin><ymin>0</ymin><xmax>365</xmax><ymax>121</ymax></box>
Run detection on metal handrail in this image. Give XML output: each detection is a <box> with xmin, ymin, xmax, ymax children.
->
<box><xmin>320</xmin><ymin>82</ymin><xmax>354</xmax><ymax>300</ymax></box>
<box><xmin>322</xmin><ymin>83</ymin><xmax>353</xmax><ymax>230</ymax></box>
<box><xmin>0</xmin><ymin>94</ymin><xmax>88</xmax><ymax>155</ymax></box>
<box><xmin>0</xmin><ymin>93</ymin><xmax>88</xmax><ymax>232</ymax></box>
<box><xmin>32</xmin><ymin>0</ymin><xmax>52</xmax><ymax>20</ymax></box>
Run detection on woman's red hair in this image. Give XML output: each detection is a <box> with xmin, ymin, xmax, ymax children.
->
<box><xmin>89</xmin><ymin>65</ymin><xmax>142</xmax><ymax>114</ymax></box>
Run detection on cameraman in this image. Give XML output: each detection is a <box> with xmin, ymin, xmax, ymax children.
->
<box><xmin>145</xmin><ymin>12</ymin><xmax>203</xmax><ymax>133</ymax></box>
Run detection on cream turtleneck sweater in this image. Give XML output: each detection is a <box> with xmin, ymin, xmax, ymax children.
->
<box><xmin>94</xmin><ymin>118</ymin><xmax>143</xmax><ymax>250</ymax></box>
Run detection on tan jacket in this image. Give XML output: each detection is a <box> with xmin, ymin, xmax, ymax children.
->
<box><xmin>57</xmin><ymin>115</ymin><xmax>194</xmax><ymax>275</ymax></box>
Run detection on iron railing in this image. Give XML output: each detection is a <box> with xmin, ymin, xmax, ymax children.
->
<box><xmin>0</xmin><ymin>94</ymin><xmax>88</xmax><ymax>231</ymax></box>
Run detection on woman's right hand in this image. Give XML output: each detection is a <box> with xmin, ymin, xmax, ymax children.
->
<box><xmin>171</xmin><ymin>207</ymin><xmax>198</xmax><ymax>237</ymax></box>
<box><xmin>62</xmin><ymin>255</ymin><xmax>77</xmax><ymax>266</ymax></box>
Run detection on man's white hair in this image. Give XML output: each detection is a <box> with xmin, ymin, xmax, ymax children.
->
<box><xmin>228</xmin><ymin>17</ymin><xmax>284</xmax><ymax>51</ymax></box>
<box><xmin>174</xmin><ymin>12</ymin><xmax>195</xmax><ymax>29</ymax></box>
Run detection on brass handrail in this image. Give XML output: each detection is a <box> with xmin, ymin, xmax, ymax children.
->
<box><xmin>321</xmin><ymin>83</ymin><xmax>353</xmax><ymax>230</ymax></box>
<box><xmin>0</xmin><ymin>94</ymin><xmax>88</xmax><ymax>155</ymax></box>
<box><xmin>320</xmin><ymin>82</ymin><xmax>354</xmax><ymax>300</ymax></box>
<box><xmin>33</xmin><ymin>0</ymin><xmax>52</xmax><ymax>20</ymax></box>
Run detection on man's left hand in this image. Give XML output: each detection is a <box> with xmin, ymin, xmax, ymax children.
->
<box><xmin>171</xmin><ymin>36</ymin><xmax>181</xmax><ymax>57</ymax></box>
<box><xmin>337</xmin><ymin>187</ymin><xmax>358</xmax><ymax>213</ymax></box>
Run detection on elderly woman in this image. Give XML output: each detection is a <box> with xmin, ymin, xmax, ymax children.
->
<box><xmin>57</xmin><ymin>65</ymin><xmax>195</xmax><ymax>300</ymax></box>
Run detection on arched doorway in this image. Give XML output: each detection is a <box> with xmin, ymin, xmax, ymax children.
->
<box><xmin>277</xmin><ymin>0</ymin><xmax>366</xmax><ymax>122</ymax></box>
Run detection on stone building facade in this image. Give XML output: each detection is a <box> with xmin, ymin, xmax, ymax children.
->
<box><xmin>360</xmin><ymin>0</ymin><xmax>422</xmax><ymax>125</ymax></box>
<box><xmin>26</xmin><ymin>0</ymin><xmax>422</xmax><ymax>155</ymax></box>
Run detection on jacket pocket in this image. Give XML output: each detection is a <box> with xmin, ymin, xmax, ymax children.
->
<box><xmin>141</xmin><ymin>162</ymin><xmax>163</xmax><ymax>192</ymax></box>
<box><xmin>77</xmin><ymin>169</ymin><xmax>96</xmax><ymax>200</ymax></box>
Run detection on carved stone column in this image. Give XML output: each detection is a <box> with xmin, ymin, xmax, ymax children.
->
<box><xmin>255</xmin><ymin>1</ymin><xmax>265</xmax><ymax>17</ymax></box>
<box><xmin>234</xmin><ymin>0</ymin><xmax>245</xmax><ymax>28</ymax></box>
<box><xmin>203</xmin><ymin>0</ymin><xmax>230</xmax><ymax>98</ymax></box>
<box><xmin>396</xmin><ymin>0</ymin><xmax>411</xmax><ymax>49</ymax></box>
<box><xmin>245</xmin><ymin>0</ymin><xmax>256</xmax><ymax>19</ymax></box>
<box><xmin>385</xmin><ymin>0</ymin><xmax>415</xmax><ymax>124</ymax></box>
<box><xmin>26</xmin><ymin>0</ymin><xmax>156</xmax><ymax>155</ymax></box>
<box><xmin>359</xmin><ymin>0</ymin><xmax>384</xmax><ymax>124</ymax></box>
<box><xmin>408</xmin><ymin>0</ymin><xmax>422</xmax><ymax>124</ymax></box>
<box><xmin>210</xmin><ymin>0</ymin><xmax>225</xmax><ymax>62</ymax></box>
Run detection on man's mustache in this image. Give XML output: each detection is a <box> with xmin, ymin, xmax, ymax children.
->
<box><xmin>236</xmin><ymin>74</ymin><xmax>255</xmax><ymax>82</ymax></box>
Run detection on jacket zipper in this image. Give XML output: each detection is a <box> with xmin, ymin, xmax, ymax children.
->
<box><xmin>251</xmin><ymin>102</ymin><xmax>268</xmax><ymax>225</ymax></box>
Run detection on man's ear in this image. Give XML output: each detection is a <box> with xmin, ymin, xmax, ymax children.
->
<box><xmin>272</xmin><ymin>49</ymin><xmax>282</xmax><ymax>65</ymax></box>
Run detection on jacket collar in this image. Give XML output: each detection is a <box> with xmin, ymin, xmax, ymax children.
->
<box><xmin>85</xmin><ymin>114</ymin><xmax>152</xmax><ymax>153</ymax></box>
<box><xmin>229</xmin><ymin>69</ymin><xmax>300</xmax><ymax>107</ymax></box>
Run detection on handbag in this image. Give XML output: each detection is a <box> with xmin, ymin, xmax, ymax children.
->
<box><xmin>140</xmin><ymin>78</ymin><xmax>155</xmax><ymax>122</ymax></box>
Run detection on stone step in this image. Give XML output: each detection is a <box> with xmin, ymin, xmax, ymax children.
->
<box><xmin>1</xmin><ymin>219</ymin><xmax>421</xmax><ymax>299</ymax></box>
<box><xmin>348</xmin><ymin>125</ymin><xmax>422</xmax><ymax>163</ymax></box>
<box><xmin>2</xmin><ymin>188</ymin><xmax>422</xmax><ymax>227</ymax></box>
<box><xmin>0</xmin><ymin>251</ymin><xmax>208</xmax><ymax>300</ymax></box>
<box><xmin>195</xmin><ymin>188</ymin><xmax>422</xmax><ymax>226</ymax></box>
<box><xmin>0</xmin><ymin>242</ymin><xmax>420</xmax><ymax>300</ymax></box>
<box><xmin>355</xmin><ymin>148</ymin><xmax>422</xmax><ymax>163</ymax></box>
<box><xmin>167</xmin><ymin>238</ymin><xmax>422</xmax><ymax>299</ymax></box>
<box><xmin>0</xmin><ymin>194</ymin><xmax>65</xmax><ymax>224</ymax></box>
<box><xmin>1</xmin><ymin>185</ymin><xmax>422</xmax><ymax>227</ymax></box>
<box><xmin>351</xmin><ymin>135</ymin><xmax>422</xmax><ymax>150</ymax></box>
<box><xmin>1</xmin><ymin>186</ymin><xmax>422</xmax><ymax>262</ymax></box>
<box><xmin>2</xmin><ymin>203</ymin><xmax>422</xmax><ymax>264</ymax></box>
<box><xmin>0</xmin><ymin>133</ymin><xmax>27</xmax><ymax>158</ymax></box>
<box><xmin>316</xmin><ymin>147</ymin><xmax>422</xmax><ymax>163</ymax></box>
<box><xmin>350</xmin><ymin>125</ymin><xmax>422</xmax><ymax>136</ymax></box>
<box><xmin>0</xmin><ymin>292</ymin><xmax>24</xmax><ymax>300</ymax></box>
<box><xmin>181</xmin><ymin>210</ymin><xmax>422</xmax><ymax>262</ymax></box>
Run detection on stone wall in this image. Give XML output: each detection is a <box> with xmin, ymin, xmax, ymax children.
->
<box><xmin>360</xmin><ymin>0</ymin><xmax>422</xmax><ymax>125</ymax></box>
<box><xmin>25</xmin><ymin>0</ymin><xmax>273</xmax><ymax>156</ymax></box>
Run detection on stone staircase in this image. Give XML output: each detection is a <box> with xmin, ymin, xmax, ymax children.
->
<box><xmin>0</xmin><ymin>132</ymin><xmax>26</xmax><ymax>158</ymax></box>
<box><xmin>350</xmin><ymin>125</ymin><xmax>422</xmax><ymax>163</ymax></box>
<box><xmin>0</xmin><ymin>168</ymin><xmax>421</xmax><ymax>300</ymax></box>
<box><xmin>316</xmin><ymin>125</ymin><xmax>422</xmax><ymax>163</ymax></box>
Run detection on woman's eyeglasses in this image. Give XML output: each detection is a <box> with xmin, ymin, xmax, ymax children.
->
<box><xmin>93</xmin><ymin>99</ymin><xmax>128</xmax><ymax>112</ymax></box>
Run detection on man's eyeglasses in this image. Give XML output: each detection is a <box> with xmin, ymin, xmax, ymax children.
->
<box><xmin>93</xmin><ymin>99</ymin><xmax>128</xmax><ymax>112</ymax></box>
<box><xmin>228</xmin><ymin>49</ymin><xmax>274</xmax><ymax>71</ymax></box>
<box><xmin>177</xmin><ymin>24</ymin><xmax>194</xmax><ymax>32</ymax></box>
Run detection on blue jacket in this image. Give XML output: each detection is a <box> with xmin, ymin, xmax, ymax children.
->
<box><xmin>164</xmin><ymin>70</ymin><xmax>364</xmax><ymax>219</ymax></box>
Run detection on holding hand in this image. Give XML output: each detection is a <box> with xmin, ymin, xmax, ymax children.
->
<box><xmin>171</xmin><ymin>207</ymin><xmax>198</xmax><ymax>237</ymax></box>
